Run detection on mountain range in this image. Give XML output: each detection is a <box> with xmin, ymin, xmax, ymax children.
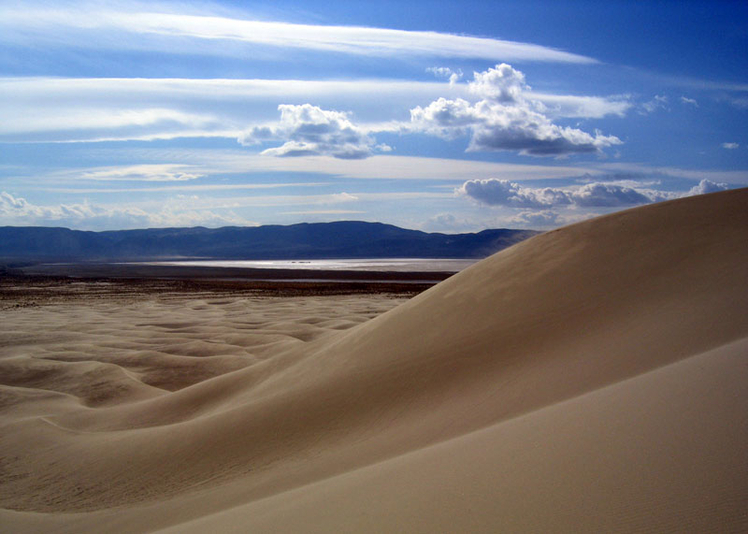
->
<box><xmin>0</xmin><ymin>222</ymin><xmax>539</xmax><ymax>262</ymax></box>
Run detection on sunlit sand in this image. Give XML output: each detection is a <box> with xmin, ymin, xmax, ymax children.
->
<box><xmin>1</xmin><ymin>189</ymin><xmax>746</xmax><ymax>533</ymax></box>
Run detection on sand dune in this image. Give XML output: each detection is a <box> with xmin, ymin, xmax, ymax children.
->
<box><xmin>1</xmin><ymin>188</ymin><xmax>747</xmax><ymax>532</ymax></box>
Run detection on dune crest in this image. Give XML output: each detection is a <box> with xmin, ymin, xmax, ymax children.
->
<box><xmin>1</xmin><ymin>189</ymin><xmax>747</xmax><ymax>532</ymax></box>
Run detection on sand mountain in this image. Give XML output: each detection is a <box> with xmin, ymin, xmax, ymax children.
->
<box><xmin>1</xmin><ymin>188</ymin><xmax>746</xmax><ymax>532</ymax></box>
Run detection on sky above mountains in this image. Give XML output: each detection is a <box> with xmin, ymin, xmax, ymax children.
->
<box><xmin>1</xmin><ymin>0</ymin><xmax>746</xmax><ymax>232</ymax></box>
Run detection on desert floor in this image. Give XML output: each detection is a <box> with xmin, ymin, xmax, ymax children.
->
<box><xmin>1</xmin><ymin>189</ymin><xmax>747</xmax><ymax>533</ymax></box>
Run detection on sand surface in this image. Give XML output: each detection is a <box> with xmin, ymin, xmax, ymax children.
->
<box><xmin>1</xmin><ymin>189</ymin><xmax>747</xmax><ymax>533</ymax></box>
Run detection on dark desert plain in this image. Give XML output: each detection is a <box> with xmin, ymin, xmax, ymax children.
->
<box><xmin>0</xmin><ymin>188</ymin><xmax>746</xmax><ymax>533</ymax></box>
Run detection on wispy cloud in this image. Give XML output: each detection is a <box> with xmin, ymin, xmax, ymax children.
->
<box><xmin>0</xmin><ymin>77</ymin><xmax>460</xmax><ymax>102</ymax></box>
<box><xmin>79</xmin><ymin>164</ymin><xmax>204</xmax><ymax>182</ymax></box>
<box><xmin>679</xmin><ymin>96</ymin><xmax>698</xmax><ymax>107</ymax></box>
<box><xmin>128</xmin><ymin>151</ymin><xmax>603</xmax><ymax>182</ymax></box>
<box><xmin>0</xmin><ymin>4</ymin><xmax>597</xmax><ymax>64</ymax></box>
<box><xmin>40</xmin><ymin>183</ymin><xmax>331</xmax><ymax>194</ymax></box>
<box><xmin>593</xmin><ymin>162</ymin><xmax>748</xmax><ymax>185</ymax></box>
<box><xmin>528</xmin><ymin>93</ymin><xmax>631</xmax><ymax>119</ymax></box>
<box><xmin>0</xmin><ymin>106</ymin><xmax>222</xmax><ymax>142</ymax></box>
<box><xmin>280</xmin><ymin>210</ymin><xmax>366</xmax><ymax>215</ymax></box>
<box><xmin>639</xmin><ymin>95</ymin><xmax>669</xmax><ymax>114</ymax></box>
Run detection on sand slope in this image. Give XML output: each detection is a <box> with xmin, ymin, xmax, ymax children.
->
<box><xmin>1</xmin><ymin>188</ymin><xmax>747</xmax><ymax>532</ymax></box>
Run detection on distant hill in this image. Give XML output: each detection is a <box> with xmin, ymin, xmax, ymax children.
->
<box><xmin>0</xmin><ymin>222</ymin><xmax>539</xmax><ymax>262</ymax></box>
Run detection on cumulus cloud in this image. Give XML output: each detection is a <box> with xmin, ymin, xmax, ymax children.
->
<box><xmin>426</xmin><ymin>67</ymin><xmax>463</xmax><ymax>84</ymax></box>
<box><xmin>468</xmin><ymin>63</ymin><xmax>528</xmax><ymax>103</ymax></box>
<box><xmin>421</xmin><ymin>213</ymin><xmax>478</xmax><ymax>233</ymax></box>
<box><xmin>457</xmin><ymin>179</ymin><xmax>572</xmax><ymax>208</ymax></box>
<box><xmin>0</xmin><ymin>191</ymin><xmax>248</xmax><ymax>230</ymax></box>
<box><xmin>239</xmin><ymin>104</ymin><xmax>388</xmax><ymax>159</ymax></box>
<box><xmin>457</xmin><ymin>179</ymin><xmax>676</xmax><ymax>208</ymax></box>
<box><xmin>722</xmin><ymin>142</ymin><xmax>739</xmax><ymax>150</ymax></box>
<box><xmin>411</xmin><ymin>64</ymin><xmax>622</xmax><ymax>156</ymax></box>
<box><xmin>571</xmin><ymin>182</ymin><xmax>667</xmax><ymax>206</ymax></box>
<box><xmin>687</xmin><ymin>179</ymin><xmax>728</xmax><ymax>196</ymax></box>
<box><xmin>458</xmin><ymin>176</ymin><xmax>733</xmax><ymax>212</ymax></box>
<box><xmin>509</xmin><ymin>210</ymin><xmax>562</xmax><ymax>227</ymax></box>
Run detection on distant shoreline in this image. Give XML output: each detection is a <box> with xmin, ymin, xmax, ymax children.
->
<box><xmin>1</xmin><ymin>261</ymin><xmax>454</xmax><ymax>303</ymax></box>
<box><xmin>133</xmin><ymin>257</ymin><xmax>478</xmax><ymax>272</ymax></box>
<box><xmin>9</xmin><ymin>260</ymin><xmax>458</xmax><ymax>282</ymax></box>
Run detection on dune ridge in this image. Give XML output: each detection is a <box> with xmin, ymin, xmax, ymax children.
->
<box><xmin>1</xmin><ymin>188</ymin><xmax>747</xmax><ymax>532</ymax></box>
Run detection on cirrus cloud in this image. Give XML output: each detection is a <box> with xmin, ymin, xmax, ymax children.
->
<box><xmin>0</xmin><ymin>4</ymin><xmax>597</xmax><ymax>64</ymax></box>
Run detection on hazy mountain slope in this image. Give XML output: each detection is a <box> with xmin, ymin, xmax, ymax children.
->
<box><xmin>0</xmin><ymin>222</ymin><xmax>538</xmax><ymax>261</ymax></box>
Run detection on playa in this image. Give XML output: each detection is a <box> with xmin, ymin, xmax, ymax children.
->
<box><xmin>1</xmin><ymin>189</ymin><xmax>747</xmax><ymax>533</ymax></box>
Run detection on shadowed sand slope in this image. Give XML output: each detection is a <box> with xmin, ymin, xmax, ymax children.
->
<box><xmin>1</xmin><ymin>189</ymin><xmax>747</xmax><ymax>533</ymax></box>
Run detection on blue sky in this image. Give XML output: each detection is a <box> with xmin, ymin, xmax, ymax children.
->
<box><xmin>0</xmin><ymin>0</ymin><xmax>746</xmax><ymax>232</ymax></box>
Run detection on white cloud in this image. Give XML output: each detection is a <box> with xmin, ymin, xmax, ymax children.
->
<box><xmin>686</xmin><ymin>179</ymin><xmax>728</xmax><ymax>196</ymax></box>
<box><xmin>528</xmin><ymin>93</ymin><xmax>631</xmax><ymax>119</ymax></box>
<box><xmin>0</xmin><ymin>76</ymin><xmax>629</xmax><ymax>144</ymax></box>
<box><xmin>722</xmin><ymin>142</ymin><xmax>739</xmax><ymax>150</ymax></box>
<box><xmin>468</xmin><ymin>63</ymin><xmax>528</xmax><ymax>103</ymax></box>
<box><xmin>162</xmin><ymin>192</ymin><xmax>361</xmax><ymax>210</ymax></box>
<box><xmin>574</xmin><ymin>173</ymin><xmax>663</xmax><ymax>189</ymax></box>
<box><xmin>459</xmin><ymin>176</ymin><xmax>733</xmax><ymax>212</ymax></box>
<box><xmin>680</xmin><ymin>96</ymin><xmax>698</xmax><ymax>107</ymax></box>
<box><xmin>640</xmin><ymin>95</ymin><xmax>669</xmax><ymax>114</ymax></box>
<box><xmin>0</xmin><ymin>77</ymin><xmax>461</xmax><ymax>104</ymax></box>
<box><xmin>426</xmin><ymin>67</ymin><xmax>463</xmax><ymax>85</ymax></box>
<box><xmin>509</xmin><ymin>210</ymin><xmax>562</xmax><ymax>228</ymax></box>
<box><xmin>0</xmin><ymin>105</ymin><xmax>223</xmax><ymax>142</ymax></box>
<box><xmin>0</xmin><ymin>76</ymin><xmax>462</xmax><ymax>143</ymax></box>
<box><xmin>593</xmin><ymin>162</ymin><xmax>748</xmax><ymax>186</ymax></box>
<box><xmin>240</xmin><ymin>104</ymin><xmax>387</xmax><ymax>159</ymax></box>
<box><xmin>43</xmin><ymin>182</ymin><xmax>331</xmax><ymax>194</ymax></box>
<box><xmin>457</xmin><ymin>179</ymin><xmax>572</xmax><ymax>208</ymax></box>
<box><xmin>571</xmin><ymin>182</ymin><xmax>670</xmax><ymax>206</ymax></box>
<box><xmin>79</xmin><ymin>164</ymin><xmax>204</xmax><ymax>182</ymax></box>
<box><xmin>281</xmin><ymin>209</ymin><xmax>365</xmax><ymax>216</ymax></box>
<box><xmin>113</xmin><ymin>150</ymin><xmax>606</xmax><ymax>182</ymax></box>
<box><xmin>411</xmin><ymin>64</ymin><xmax>622</xmax><ymax>157</ymax></box>
<box><xmin>0</xmin><ymin>191</ymin><xmax>249</xmax><ymax>230</ymax></box>
<box><xmin>421</xmin><ymin>213</ymin><xmax>477</xmax><ymax>233</ymax></box>
<box><xmin>457</xmin><ymin>179</ymin><xmax>676</xmax><ymax>208</ymax></box>
<box><xmin>0</xmin><ymin>5</ymin><xmax>597</xmax><ymax>64</ymax></box>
